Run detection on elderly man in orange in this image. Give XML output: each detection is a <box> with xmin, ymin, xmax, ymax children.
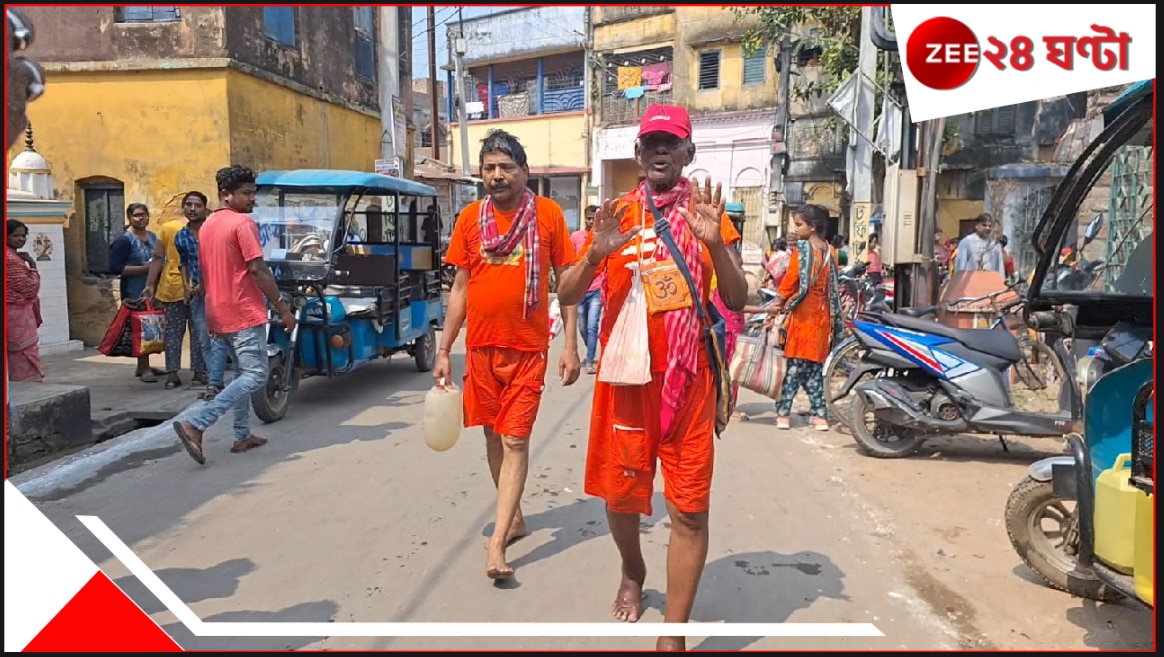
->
<box><xmin>558</xmin><ymin>104</ymin><xmax>748</xmax><ymax>652</ymax></box>
<box><xmin>434</xmin><ymin>129</ymin><xmax>582</xmax><ymax>582</ymax></box>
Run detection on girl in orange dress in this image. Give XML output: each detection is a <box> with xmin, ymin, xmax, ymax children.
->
<box><xmin>771</xmin><ymin>205</ymin><xmax>843</xmax><ymax>430</ymax></box>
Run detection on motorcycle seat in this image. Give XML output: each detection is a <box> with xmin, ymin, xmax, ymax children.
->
<box><xmin>880</xmin><ymin>313</ymin><xmax>1023</xmax><ymax>363</ymax></box>
<box><xmin>899</xmin><ymin>305</ymin><xmax>938</xmax><ymax>318</ymax></box>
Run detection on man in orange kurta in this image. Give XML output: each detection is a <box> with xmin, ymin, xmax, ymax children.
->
<box><xmin>557</xmin><ymin>104</ymin><xmax>749</xmax><ymax>652</ymax></box>
<box><xmin>435</xmin><ymin>129</ymin><xmax>581</xmax><ymax>582</ymax></box>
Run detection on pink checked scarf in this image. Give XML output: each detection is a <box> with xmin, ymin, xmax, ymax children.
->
<box><xmin>478</xmin><ymin>187</ymin><xmax>541</xmax><ymax>318</ymax></box>
<box><xmin>638</xmin><ymin>178</ymin><xmax>703</xmax><ymax>439</ymax></box>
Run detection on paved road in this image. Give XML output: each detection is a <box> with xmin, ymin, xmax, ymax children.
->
<box><xmin>30</xmin><ymin>335</ymin><xmax>972</xmax><ymax>651</ymax></box>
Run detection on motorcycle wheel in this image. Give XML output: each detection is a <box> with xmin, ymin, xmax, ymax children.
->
<box><xmin>824</xmin><ymin>339</ymin><xmax>866</xmax><ymax>430</ymax></box>
<box><xmin>1004</xmin><ymin>476</ymin><xmax>1119</xmax><ymax>602</ymax></box>
<box><xmin>252</xmin><ymin>355</ymin><xmax>291</xmax><ymax>424</ymax></box>
<box><xmin>849</xmin><ymin>390</ymin><xmax>924</xmax><ymax>458</ymax></box>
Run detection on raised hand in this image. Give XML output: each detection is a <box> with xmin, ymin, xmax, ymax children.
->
<box><xmin>684</xmin><ymin>176</ymin><xmax>726</xmax><ymax>246</ymax></box>
<box><xmin>586</xmin><ymin>198</ymin><xmax>639</xmax><ymax>262</ymax></box>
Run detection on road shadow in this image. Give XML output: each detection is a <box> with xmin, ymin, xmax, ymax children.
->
<box><xmin>113</xmin><ymin>557</ymin><xmax>255</xmax><ymax>615</ymax></box>
<box><xmin>830</xmin><ymin>433</ymin><xmax>1062</xmax><ymax>465</ymax></box>
<box><xmin>160</xmin><ymin>599</ymin><xmax>339</xmax><ymax>650</ymax></box>
<box><xmin>662</xmin><ymin>550</ymin><xmax>848</xmax><ymax>652</ymax></box>
<box><xmin>499</xmin><ymin>493</ymin><xmax>670</xmax><ymax>571</ymax></box>
<box><xmin>1064</xmin><ymin>598</ymin><xmax>1154</xmax><ymax>650</ymax></box>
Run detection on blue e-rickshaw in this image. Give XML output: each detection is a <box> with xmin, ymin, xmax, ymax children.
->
<box><xmin>248</xmin><ymin>169</ymin><xmax>445</xmax><ymax>422</ymax></box>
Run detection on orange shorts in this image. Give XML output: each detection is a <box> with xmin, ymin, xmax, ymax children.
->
<box><xmin>583</xmin><ymin>365</ymin><xmax>716</xmax><ymax>516</ymax></box>
<box><xmin>463</xmin><ymin>346</ymin><xmax>548</xmax><ymax>439</ymax></box>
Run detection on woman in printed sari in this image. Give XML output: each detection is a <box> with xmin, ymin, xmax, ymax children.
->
<box><xmin>6</xmin><ymin>220</ymin><xmax>44</xmax><ymax>382</ymax></box>
<box><xmin>769</xmin><ymin>204</ymin><xmax>843</xmax><ymax>430</ymax></box>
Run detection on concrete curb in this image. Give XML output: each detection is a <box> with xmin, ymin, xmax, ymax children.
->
<box><xmin>10</xmin><ymin>401</ymin><xmax>203</xmax><ymax>502</ymax></box>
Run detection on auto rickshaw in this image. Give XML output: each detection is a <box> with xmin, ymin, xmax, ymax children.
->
<box><xmin>1003</xmin><ymin>79</ymin><xmax>1154</xmax><ymax>608</ymax></box>
<box><xmin>248</xmin><ymin>169</ymin><xmax>445</xmax><ymax>423</ymax></box>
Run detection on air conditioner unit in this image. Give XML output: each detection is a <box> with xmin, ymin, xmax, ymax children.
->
<box><xmin>882</xmin><ymin>165</ymin><xmax>921</xmax><ymax>266</ymax></box>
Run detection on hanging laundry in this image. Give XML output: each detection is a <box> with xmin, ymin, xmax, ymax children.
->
<box><xmin>623</xmin><ymin>85</ymin><xmax>647</xmax><ymax>100</ymax></box>
<box><xmin>617</xmin><ymin>66</ymin><xmax>643</xmax><ymax>90</ymax></box>
<box><xmin>641</xmin><ymin>62</ymin><xmax>672</xmax><ymax>88</ymax></box>
<box><xmin>656</xmin><ymin>81</ymin><xmax>673</xmax><ymax>93</ymax></box>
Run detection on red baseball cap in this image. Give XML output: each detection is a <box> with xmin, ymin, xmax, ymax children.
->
<box><xmin>638</xmin><ymin>103</ymin><xmax>692</xmax><ymax>140</ymax></box>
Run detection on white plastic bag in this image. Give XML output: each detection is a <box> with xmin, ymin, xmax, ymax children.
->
<box><xmin>423</xmin><ymin>378</ymin><xmax>463</xmax><ymax>452</ymax></box>
<box><xmin>598</xmin><ymin>265</ymin><xmax>652</xmax><ymax>386</ymax></box>
<box><xmin>548</xmin><ymin>298</ymin><xmax>563</xmax><ymax>341</ymax></box>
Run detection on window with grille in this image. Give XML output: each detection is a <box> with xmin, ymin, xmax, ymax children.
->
<box><xmin>354</xmin><ymin>7</ymin><xmax>375</xmax><ymax>81</ymax></box>
<box><xmin>742</xmin><ymin>45</ymin><xmax>767</xmax><ymax>86</ymax></box>
<box><xmin>263</xmin><ymin>7</ymin><xmax>297</xmax><ymax>47</ymax></box>
<box><xmin>698</xmin><ymin>50</ymin><xmax>721</xmax><ymax>90</ymax></box>
<box><xmin>975</xmin><ymin>106</ymin><xmax>1016</xmax><ymax>136</ymax></box>
<box><xmin>114</xmin><ymin>7</ymin><xmax>179</xmax><ymax>23</ymax></box>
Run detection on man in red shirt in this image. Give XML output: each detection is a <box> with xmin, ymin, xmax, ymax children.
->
<box><xmin>172</xmin><ymin>165</ymin><xmax>296</xmax><ymax>465</ymax></box>
<box><xmin>570</xmin><ymin>205</ymin><xmax>604</xmax><ymax>373</ymax></box>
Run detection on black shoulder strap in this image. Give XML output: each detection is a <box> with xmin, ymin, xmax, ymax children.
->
<box><xmin>644</xmin><ymin>192</ymin><xmax>709</xmax><ymax>324</ymax></box>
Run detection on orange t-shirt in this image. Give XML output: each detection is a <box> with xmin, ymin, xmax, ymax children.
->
<box><xmin>444</xmin><ymin>196</ymin><xmax>575</xmax><ymax>352</ymax></box>
<box><xmin>574</xmin><ymin>196</ymin><xmax>741</xmax><ymax>373</ymax></box>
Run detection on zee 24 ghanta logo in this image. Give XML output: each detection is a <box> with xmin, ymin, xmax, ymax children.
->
<box><xmin>905</xmin><ymin>17</ymin><xmax>1133</xmax><ymax>90</ymax></box>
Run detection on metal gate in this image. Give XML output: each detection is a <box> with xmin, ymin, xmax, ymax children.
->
<box><xmin>1012</xmin><ymin>185</ymin><xmax>1058</xmax><ymax>279</ymax></box>
<box><xmin>733</xmin><ymin>187</ymin><xmax>766</xmax><ymax>246</ymax></box>
<box><xmin>1105</xmin><ymin>145</ymin><xmax>1154</xmax><ymax>288</ymax></box>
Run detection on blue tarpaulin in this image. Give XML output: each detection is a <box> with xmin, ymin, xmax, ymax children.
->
<box><xmin>1103</xmin><ymin>80</ymin><xmax>1153</xmax><ymax>125</ymax></box>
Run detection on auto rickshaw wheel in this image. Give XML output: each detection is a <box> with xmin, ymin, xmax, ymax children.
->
<box><xmin>252</xmin><ymin>355</ymin><xmax>291</xmax><ymax>424</ymax></box>
<box><xmin>414</xmin><ymin>326</ymin><xmax>436</xmax><ymax>372</ymax></box>
<box><xmin>1004</xmin><ymin>476</ymin><xmax>1120</xmax><ymax>602</ymax></box>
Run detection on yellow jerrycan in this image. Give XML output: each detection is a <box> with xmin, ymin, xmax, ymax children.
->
<box><xmin>1093</xmin><ymin>453</ymin><xmax>1138</xmax><ymax>575</ymax></box>
<box><xmin>1133</xmin><ymin>489</ymin><xmax>1154</xmax><ymax>606</ymax></box>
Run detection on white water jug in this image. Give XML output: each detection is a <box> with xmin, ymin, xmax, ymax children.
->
<box><xmin>423</xmin><ymin>378</ymin><xmax>463</xmax><ymax>452</ymax></box>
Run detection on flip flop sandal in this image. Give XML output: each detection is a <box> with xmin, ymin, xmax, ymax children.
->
<box><xmin>172</xmin><ymin>422</ymin><xmax>207</xmax><ymax>465</ymax></box>
<box><xmin>230</xmin><ymin>436</ymin><xmax>268</xmax><ymax>453</ymax></box>
<box><xmin>139</xmin><ymin>372</ymin><xmax>158</xmax><ymax>383</ymax></box>
<box><xmin>164</xmin><ymin>377</ymin><xmax>182</xmax><ymax>389</ymax></box>
<box><xmin>199</xmin><ymin>386</ymin><xmax>222</xmax><ymax>401</ymax></box>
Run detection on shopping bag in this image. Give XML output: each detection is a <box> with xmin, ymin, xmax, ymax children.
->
<box><xmin>597</xmin><ymin>266</ymin><xmax>652</xmax><ymax>386</ymax></box>
<box><xmin>130</xmin><ymin>302</ymin><xmax>166</xmax><ymax>357</ymax></box>
<box><xmin>548</xmin><ymin>298</ymin><xmax>564</xmax><ymax>341</ymax></box>
<box><xmin>98</xmin><ymin>304</ymin><xmax>135</xmax><ymax>358</ymax></box>
<box><xmin>729</xmin><ymin>323</ymin><xmax>787</xmax><ymax>401</ymax></box>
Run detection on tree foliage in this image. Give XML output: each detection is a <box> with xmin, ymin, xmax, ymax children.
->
<box><xmin>732</xmin><ymin>6</ymin><xmax>863</xmax><ymax>103</ymax></box>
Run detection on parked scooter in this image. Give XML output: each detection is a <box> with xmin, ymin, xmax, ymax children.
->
<box><xmin>843</xmin><ymin>298</ymin><xmax>1082</xmax><ymax>458</ymax></box>
<box><xmin>1049</xmin><ymin>215</ymin><xmax>1106</xmax><ymax>292</ymax></box>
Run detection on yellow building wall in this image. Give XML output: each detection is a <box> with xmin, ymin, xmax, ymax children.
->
<box><xmin>610</xmin><ymin>160</ymin><xmax>644</xmax><ymax>198</ymax></box>
<box><xmin>449</xmin><ymin>112</ymin><xmax>587</xmax><ymax>175</ymax></box>
<box><xmin>937</xmin><ymin>199</ymin><xmax>985</xmax><ymax>238</ymax></box>
<box><xmin>224</xmin><ymin>69</ymin><xmax>381</xmax><ymax>173</ymax></box>
<box><xmin>16</xmin><ymin>68</ymin><xmax>231</xmax><ymax>345</ymax></box>
<box><xmin>15</xmin><ymin>67</ymin><xmax>383</xmax><ymax>346</ymax></box>
<box><xmin>592</xmin><ymin>10</ymin><xmax>677</xmax><ymax>53</ymax></box>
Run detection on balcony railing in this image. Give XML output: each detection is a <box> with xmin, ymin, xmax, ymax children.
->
<box><xmin>598</xmin><ymin>46</ymin><xmax>674</xmax><ymax>126</ymax></box>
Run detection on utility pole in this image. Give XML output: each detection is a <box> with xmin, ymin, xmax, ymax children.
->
<box><xmin>769</xmin><ymin>34</ymin><xmax>793</xmax><ymax>237</ymax></box>
<box><xmin>398</xmin><ymin>7</ymin><xmax>415</xmax><ymax>179</ymax></box>
<box><xmin>848</xmin><ymin>7</ymin><xmax>877</xmax><ymax>242</ymax></box>
<box><xmin>427</xmin><ymin>7</ymin><xmax>441</xmax><ymax>161</ymax></box>
<box><xmin>915</xmin><ymin>117</ymin><xmax>945</xmax><ymax>307</ymax></box>
<box><xmin>376</xmin><ymin>7</ymin><xmax>400</xmax><ymax>166</ymax></box>
<box><xmin>450</xmin><ymin>9</ymin><xmax>472</xmax><ymax>177</ymax></box>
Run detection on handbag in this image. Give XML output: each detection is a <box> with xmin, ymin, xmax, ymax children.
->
<box><xmin>98</xmin><ymin>300</ymin><xmax>166</xmax><ymax>358</ymax></box>
<box><xmin>645</xmin><ymin>194</ymin><xmax>733</xmax><ymax>438</ymax></box>
<box><xmin>730</xmin><ymin>321</ymin><xmax>788</xmax><ymax>400</ymax></box>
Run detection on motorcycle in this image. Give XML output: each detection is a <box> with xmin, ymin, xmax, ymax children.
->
<box><xmin>842</xmin><ymin>296</ymin><xmax>1083</xmax><ymax>458</ymax></box>
<box><xmin>1050</xmin><ymin>215</ymin><xmax>1106</xmax><ymax>292</ymax></box>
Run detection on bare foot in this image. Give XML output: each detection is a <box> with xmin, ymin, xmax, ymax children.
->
<box><xmin>656</xmin><ymin>636</ymin><xmax>686</xmax><ymax>651</ymax></box>
<box><xmin>485</xmin><ymin>543</ymin><xmax>514</xmax><ymax>581</ymax></box>
<box><xmin>482</xmin><ymin>512</ymin><xmax>528</xmax><ymax>549</ymax></box>
<box><xmin>611</xmin><ymin>574</ymin><xmax>645</xmax><ymax>622</ymax></box>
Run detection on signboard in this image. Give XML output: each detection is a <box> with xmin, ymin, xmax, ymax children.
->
<box><xmin>375</xmin><ymin>157</ymin><xmax>402</xmax><ymax>178</ymax></box>
<box><xmin>392</xmin><ymin>96</ymin><xmax>407</xmax><ymax>158</ymax></box>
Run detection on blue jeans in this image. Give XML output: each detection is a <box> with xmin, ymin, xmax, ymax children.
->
<box><xmin>188</xmin><ymin>295</ymin><xmax>211</xmax><ymax>376</ymax></box>
<box><xmin>187</xmin><ymin>325</ymin><xmax>267</xmax><ymax>441</ymax></box>
<box><xmin>578</xmin><ymin>288</ymin><xmax>603</xmax><ymax>364</ymax></box>
<box><xmin>192</xmin><ymin>295</ymin><xmax>233</xmax><ymax>389</ymax></box>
